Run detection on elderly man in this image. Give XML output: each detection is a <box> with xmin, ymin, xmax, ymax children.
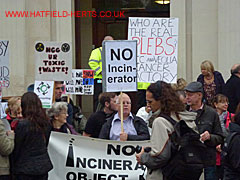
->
<box><xmin>223</xmin><ymin>64</ymin><xmax>240</xmax><ymax>113</ymax></box>
<box><xmin>99</xmin><ymin>93</ymin><xmax>150</xmax><ymax>141</ymax></box>
<box><xmin>83</xmin><ymin>92</ymin><xmax>118</xmax><ymax>138</ymax></box>
<box><xmin>185</xmin><ymin>81</ymin><xmax>223</xmax><ymax>180</ymax></box>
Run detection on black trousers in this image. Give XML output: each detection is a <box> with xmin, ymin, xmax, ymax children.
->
<box><xmin>14</xmin><ymin>174</ymin><xmax>48</xmax><ymax>180</ymax></box>
<box><xmin>94</xmin><ymin>79</ymin><xmax>102</xmax><ymax>112</ymax></box>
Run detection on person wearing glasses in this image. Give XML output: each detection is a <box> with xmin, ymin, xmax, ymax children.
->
<box><xmin>99</xmin><ymin>93</ymin><xmax>150</xmax><ymax>141</ymax></box>
<box><xmin>54</xmin><ymin>81</ymin><xmax>73</xmax><ymax>125</ymax></box>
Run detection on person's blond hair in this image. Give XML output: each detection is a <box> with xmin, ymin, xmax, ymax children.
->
<box><xmin>172</xmin><ymin>78</ymin><xmax>187</xmax><ymax>91</ymax></box>
<box><xmin>5</xmin><ymin>97</ymin><xmax>21</xmax><ymax>116</ymax></box>
<box><xmin>200</xmin><ymin>60</ymin><xmax>215</xmax><ymax>73</ymax></box>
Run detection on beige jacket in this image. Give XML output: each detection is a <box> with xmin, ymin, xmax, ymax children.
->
<box><xmin>141</xmin><ymin>110</ymin><xmax>197</xmax><ymax>180</ymax></box>
<box><xmin>0</xmin><ymin>119</ymin><xmax>14</xmax><ymax>175</ymax></box>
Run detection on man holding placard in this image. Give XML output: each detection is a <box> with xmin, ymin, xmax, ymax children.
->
<box><xmin>99</xmin><ymin>93</ymin><xmax>150</xmax><ymax>141</ymax></box>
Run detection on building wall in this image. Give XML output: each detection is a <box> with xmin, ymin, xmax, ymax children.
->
<box><xmin>171</xmin><ymin>0</ymin><xmax>240</xmax><ymax>82</ymax></box>
<box><xmin>0</xmin><ymin>0</ymin><xmax>74</xmax><ymax>97</ymax></box>
<box><xmin>79</xmin><ymin>0</ymin><xmax>93</xmax><ymax>118</ymax></box>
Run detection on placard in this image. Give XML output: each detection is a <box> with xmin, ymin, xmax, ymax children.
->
<box><xmin>0</xmin><ymin>40</ymin><xmax>10</xmax><ymax>87</ymax></box>
<box><xmin>35</xmin><ymin>41</ymin><xmax>72</xmax><ymax>81</ymax></box>
<box><xmin>65</xmin><ymin>69</ymin><xmax>94</xmax><ymax>95</ymax></box>
<box><xmin>102</xmin><ymin>40</ymin><xmax>137</xmax><ymax>92</ymax></box>
<box><xmin>128</xmin><ymin>17</ymin><xmax>179</xmax><ymax>83</ymax></box>
<box><xmin>34</xmin><ymin>81</ymin><xmax>54</xmax><ymax>108</ymax></box>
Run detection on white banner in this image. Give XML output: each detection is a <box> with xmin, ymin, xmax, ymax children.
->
<box><xmin>128</xmin><ymin>17</ymin><xmax>179</xmax><ymax>83</ymax></box>
<box><xmin>48</xmin><ymin>132</ymin><xmax>150</xmax><ymax>180</ymax></box>
<box><xmin>0</xmin><ymin>40</ymin><xmax>10</xmax><ymax>87</ymax></box>
<box><xmin>102</xmin><ymin>40</ymin><xmax>137</xmax><ymax>92</ymax></box>
<box><xmin>65</xmin><ymin>69</ymin><xmax>94</xmax><ymax>95</ymax></box>
<box><xmin>34</xmin><ymin>81</ymin><xmax>54</xmax><ymax>108</ymax></box>
<box><xmin>35</xmin><ymin>41</ymin><xmax>72</xmax><ymax>81</ymax></box>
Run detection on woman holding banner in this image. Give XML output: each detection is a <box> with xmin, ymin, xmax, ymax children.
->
<box><xmin>12</xmin><ymin>92</ymin><xmax>53</xmax><ymax>180</ymax></box>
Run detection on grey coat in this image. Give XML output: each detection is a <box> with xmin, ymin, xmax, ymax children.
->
<box><xmin>0</xmin><ymin>119</ymin><xmax>14</xmax><ymax>175</ymax></box>
<box><xmin>140</xmin><ymin>110</ymin><xmax>198</xmax><ymax>180</ymax></box>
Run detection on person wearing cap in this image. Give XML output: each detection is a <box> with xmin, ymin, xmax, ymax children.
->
<box><xmin>185</xmin><ymin>81</ymin><xmax>223</xmax><ymax>180</ymax></box>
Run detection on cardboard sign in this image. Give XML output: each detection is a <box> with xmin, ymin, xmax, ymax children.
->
<box><xmin>102</xmin><ymin>40</ymin><xmax>137</xmax><ymax>92</ymax></box>
<box><xmin>0</xmin><ymin>102</ymin><xmax>7</xmax><ymax>119</ymax></box>
<box><xmin>35</xmin><ymin>41</ymin><xmax>72</xmax><ymax>81</ymax></box>
<box><xmin>48</xmin><ymin>132</ymin><xmax>150</xmax><ymax>180</ymax></box>
<box><xmin>34</xmin><ymin>81</ymin><xmax>54</xmax><ymax>108</ymax></box>
<box><xmin>128</xmin><ymin>17</ymin><xmax>179</xmax><ymax>83</ymax></box>
<box><xmin>0</xmin><ymin>40</ymin><xmax>10</xmax><ymax>87</ymax></box>
<box><xmin>65</xmin><ymin>69</ymin><xmax>94</xmax><ymax>95</ymax></box>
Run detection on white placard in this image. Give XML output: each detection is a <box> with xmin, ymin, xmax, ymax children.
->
<box><xmin>65</xmin><ymin>69</ymin><xmax>94</xmax><ymax>95</ymax></box>
<box><xmin>1</xmin><ymin>102</ymin><xmax>7</xmax><ymax>119</ymax></box>
<box><xmin>0</xmin><ymin>40</ymin><xmax>10</xmax><ymax>87</ymax></box>
<box><xmin>102</xmin><ymin>40</ymin><xmax>137</xmax><ymax>92</ymax></box>
<box><xmin>128</xmin><ymin>17</ymin><xmax>179</xmax><ymax>83</ymax></box>
<box><xmin>34</xmin><ymin>81</ymin><xmax>54</xmax><ymax>108</ymax></box>
<box><xmin>35</xmin><ymin>41</ymin><xmax>72</xmax><ymax>81</ymax></box>
<box><xmin>48</xmin><ymin>132</ymin><xmax>150</xmax><ymax>180</ymax></box>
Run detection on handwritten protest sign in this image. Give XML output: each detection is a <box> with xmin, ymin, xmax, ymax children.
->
<box><xmin>128</xmin><ymin>17</ymin><xmax>179</xmax><ymax>83</ymax></box>
<box><xmin>35</xmin><ymin>41</ymin><xmax>72</xmax><ymax>81</ymax></box>
<box><xmin>65</xmin><ymin>69</ymin><xmax>94</xmax><ymax>95</ymax></box>
<box><xmin>34</xmin><ymin>81</ymin><xmax>54</xmax><ymax>108</ymax></box>
<box><xmin>102</xmin><ymin>40</ymin><xmax>137</xmax><ymax>92</ymax></box>
<box><xmin>0</xmin><ymin>40</ymin><xmax>10</xmax><ymax>87</ymax></box>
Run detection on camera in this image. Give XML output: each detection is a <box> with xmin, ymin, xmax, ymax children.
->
<box><xmin>136</xmin><ymin>145</ymin><xmax>151</xmax><ymax>154</ymax></box>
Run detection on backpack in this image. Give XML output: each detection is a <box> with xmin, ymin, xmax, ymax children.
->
<box><xmin>221</xmin><ymin>132</ymin><xmax>239</xmax><ymax>166</ymax></box>
<box><xmin>160</xmin><ymin>114</ymin><xmax>207</xmax><ymax>180</ymax></box>
<box><xmin>72</xmin><ymin>105</ymin><xmax>87</xmax><ymax>134</ymax></box>
<box><xmin>61</xmin><ymin>96</ymin><xmax>87</xmax><ymax>134</ymax></box>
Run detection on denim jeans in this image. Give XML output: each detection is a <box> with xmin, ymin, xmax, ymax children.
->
<box><xmin>204</xmin><ymin>166</ymin><xmax>217</xmax><ymax>180</ymax></box>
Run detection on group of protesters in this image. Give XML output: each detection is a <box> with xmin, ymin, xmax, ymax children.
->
<box><xmin>0</xmin><ymin>61</ymin><xmax>240</xmax><ymax>180</ymax></box>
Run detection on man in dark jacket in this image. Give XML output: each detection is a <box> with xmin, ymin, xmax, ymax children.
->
<box><xmin>99</xmin><ymin>93</ymin><xmax>150</xmax><ymax>141</ymax></box>
<box><xmin>185</xmin><ymin>81</ymin><xmax>223</xmax><ymax>180</ymax></box>
<box><xmin>223</xmin><ymin>64</ymin><xmax>240</xmax><ymax>113</ymax></box>
<box><xmin>83</xmin><ymin>92</ymin><xmax>118</xmax><ymax>138</ymax></box>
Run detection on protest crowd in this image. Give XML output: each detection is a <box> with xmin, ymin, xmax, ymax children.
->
<box><xmin>1</xmin><ymin>50</ymin><xmax>240</xmax><ymax>180</ymax></box>
<box><xmin>1</xmin><ymin>10</ymin><xmax>240</xmax><ymax>180</ymax></box>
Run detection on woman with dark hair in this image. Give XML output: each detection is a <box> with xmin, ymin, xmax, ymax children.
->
<box><xmin>12</xmin><ymin>92</ymin><xmax>53</xmax><ymax>180</ymax></box>
<box><xmin>224</xmin><ymin>112</ymin><xmax>240</xmax><ymax>179</ymax></box>
<box><xmin>136</xmin><ymin>81</ymin><xmax>198</xmax><ymax>179</ymax></box>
